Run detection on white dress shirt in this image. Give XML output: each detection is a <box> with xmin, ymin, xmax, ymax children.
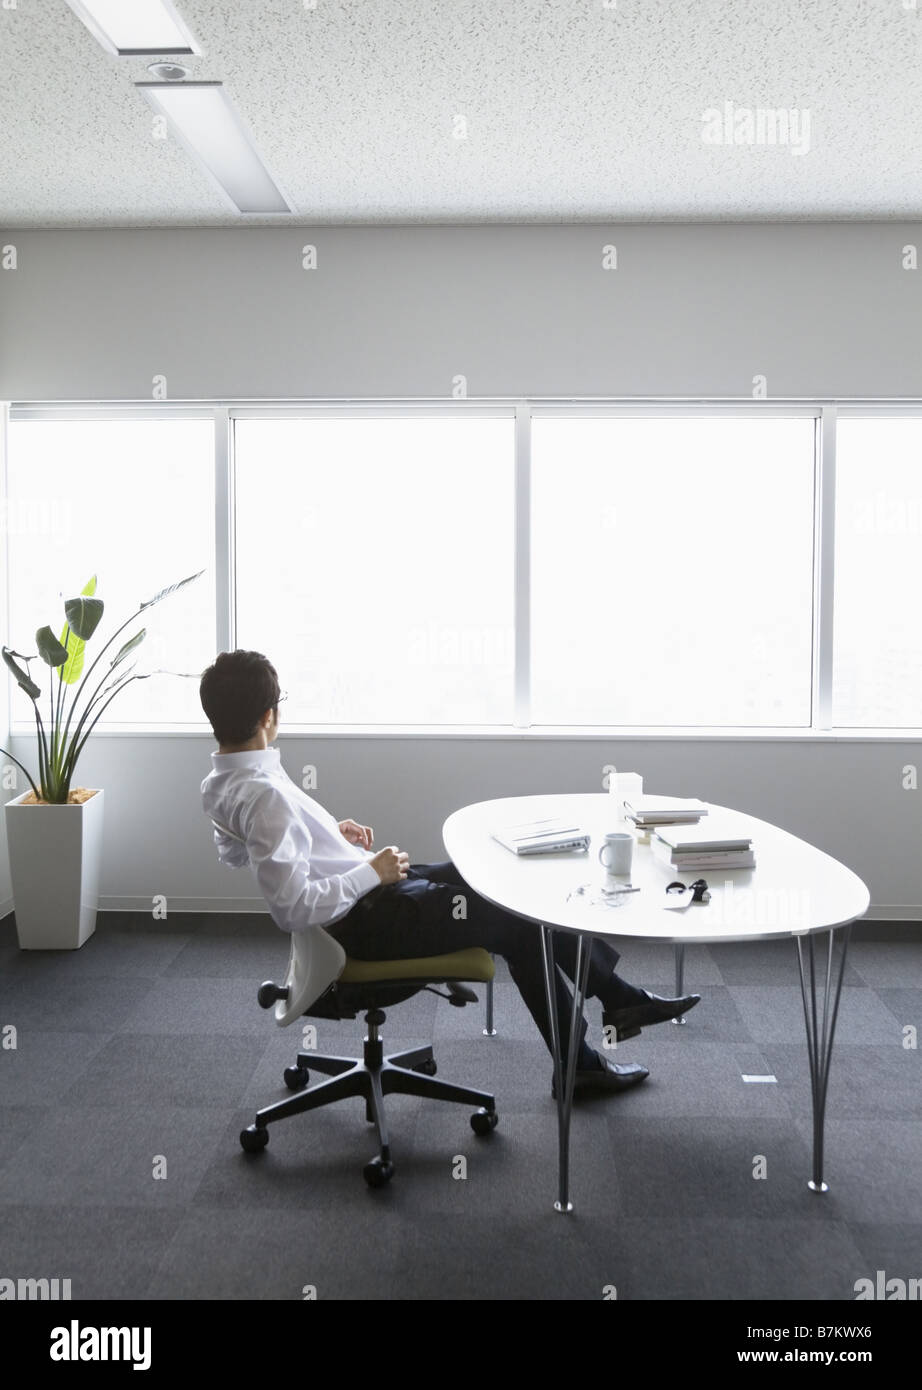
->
<box><xmin>201</xmin><ymin>746</ymin><xmax>382</xmax><ymax>933</ymax></box>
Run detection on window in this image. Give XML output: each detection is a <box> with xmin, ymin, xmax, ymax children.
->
<box><xmin>5</xmin><ymin>418</ymin><xmax>215</xmax><ymax>725</ymax></box>
<box><xmin>234</xmin><ymin>416</ymin><xmax>515</xmax><ymax>724</ymax></box>
<box><xmin>833</xmin><ymin>417</ymin><xmax>922</xmax><ymax>727</ymax></box>
<box><xmin>7</xmin><ymin>403</ymin><xmax>919</xmax><ymax>735</ymax></box>
<box><xmin>530</xmin><ymin>417</ymin><xmax>816</xmax><ymax>725</ymax></box>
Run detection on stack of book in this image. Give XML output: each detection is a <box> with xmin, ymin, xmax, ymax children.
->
<box><xmin>623</xmin><ymin>796</ymin><xmax>709</xmax><ymax>829</ymax></box>
<box><xmin>651</xmin><ymin>820</ymin><xmax>755</xmax><ymax>871</ymax></box>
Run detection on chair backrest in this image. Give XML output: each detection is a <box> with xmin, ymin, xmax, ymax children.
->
<box><xmin>210</xmin><ymin>818</ymin><xmax>347</xmax><ymax>1026</ymax></box>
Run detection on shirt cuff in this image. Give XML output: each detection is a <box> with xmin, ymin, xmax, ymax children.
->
<box><xmin>346</xmin><ymin>860</ymin><xmax>382</xmax><ymax>898</ymax></box>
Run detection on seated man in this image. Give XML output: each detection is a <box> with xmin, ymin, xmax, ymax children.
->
<box><xmin>199</xmin><ymin>650</ymin><xmax>699</xmax><ymax>1095</ymax></box>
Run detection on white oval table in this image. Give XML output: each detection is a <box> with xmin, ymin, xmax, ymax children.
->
<box><xmin>443</xmin><ymin>793</ymin><xmax>871</xmax><ymax>1213</ymax></box>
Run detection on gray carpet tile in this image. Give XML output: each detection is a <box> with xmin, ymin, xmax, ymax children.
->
<box><xmin>0</xmin><ymin>926</ymin><xmax>191</xmax><ymax>980</ymax></box>
<box><xmin>391</xmin><ymin>1212</ymin><xmax>599</xmax><ymax>1300</ymax></box>
<box><xmin>62</xmin><ymin>1034</ymin><xmax>265</xmax><ymax>1110</ymax></box>
<box><xmin>596</xmin><ymin>940</ymin><xmax>727</xmax><ymax>988</ymax></box>
<box><xmin>578</xmin><ymin>1217</ymin><xmax>871</xmax><ymax>1302</ymax></box>
<box><xmin>403</xmin><ymin>1103</ymin><xmax>621</xmax><ymax>1218</ymax></box>
<box><xmin>848</xmin><ymin>1224</ymin><xmax>922</xmax><ymax>1289</ymax></box>
<box><xmin>0</xmin><ymin>1104</ymin><xmax>232</xmax><ymax>1209</ymax></box>
<box><xmin>0</xmin><ymin>1105</ymin><xmax>50</xmax><ymax>1168</ymax></box>
<box><xmin>608</xmin><ymin>1117</ymin><xmax>841</xmax><ymax>1221</ymax></box>
<box><xmin>160</xmin><ymin>912</ymin><xmax>272</xmax><ymax>937</ymax></box>
<box><xmin>596</xmin><ymin>1041</ymin><xmax>794</xmax><ymax>1118</ymax></box>
<box><xmin>727</xmin><ymin>985</ymin><xmax>904</xmax><ymax>1046</ymax></box>
<box><xmin>850</xmin><ymin>942</ymin><xmax>922</xmax><ymax>988</ymax></box>
<box><xmin>710</xmin><ymin>939</ymin><xmax>864</xmax><ymax>987</ymax></box>
<box><xmin>0</xmin><ymin>1030</ymin><xmax>113</xmax><ymax>1104</ymax></box>
<box><xmin>0</xmin><ymin>1205</ymin><xmax>186</xmax><ymax>1301</ymax></box>
<box><xmin>116</xmin><ymin>977</ymin><xmax>276</xmax><ymax>1037</ymax></box>
<box><xmin>147</xmin><ymin>1204</ymin><xmax>408</xmax><ymax>1300</ymax></box>
<box><xmin>873</xmin><ymin>988</ymin><xmax>922</xmax><ymax>1030</ymax></box>
<box><xmin>162</xmin><ymin>933</ymin><xmax>293</xmax><ymax>980</ymax></box>
<box><xmin>393</xmin><ymin>1036</ymin><xmax>556</xmax><ymax>1116</ymax></box>
<box><xmin>237</xmin><ymin>1033</ymin><xmax>345</xmax><ymax>1109</ymax></box>
<box><xmin>0</xmin><ymin>917</ymin><xmax>919</xmax><ymax>1300</ymax></box>
<box><xmin>0</xmin><ymin>943</ymin><xmax>22</xmax><ymax>971</ymax></box>
<box><xmin>1</xmin><ymin>973</ymin><xmax>155</xmax><ymax>1034</ymax></box>
<box><xmin>792</xmin><ymin>1119</ymin><xmax>922</xmax><ymax>1224</ymax></box>
<box><xmin>762</xmin><ymin>1043</ymin><xmax>922</xmax><ymax>1120</ymax></box>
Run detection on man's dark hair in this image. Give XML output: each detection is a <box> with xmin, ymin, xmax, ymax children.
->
<box><xmin>200</xmin><ymin>650</ymin><xmax>280</xmax><ymax>746</ymax></box>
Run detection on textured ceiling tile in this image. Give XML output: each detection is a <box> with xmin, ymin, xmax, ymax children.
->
<box><xmin>0</xmin><ymin>0</ymin><xmax>920</xmax><ymax>226</ymax></box>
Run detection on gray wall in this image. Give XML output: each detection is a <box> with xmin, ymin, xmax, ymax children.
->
<box><xmin>1</xmin><ymin>225</ymin><xmax>921</xmax><ymax>922</ymax></box>
<box><xmin>1</xmin><ymin>224</ymin><xmax>921</xmax><ymax>400</ymax></box>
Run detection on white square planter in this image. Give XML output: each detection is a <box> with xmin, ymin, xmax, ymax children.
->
<box><xmin>4</xmin><ymin>789</ymin><xmax>105</xmax><ymax>950</ymax></box>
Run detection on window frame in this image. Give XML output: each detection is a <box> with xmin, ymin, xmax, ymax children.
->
<box><xmin>6</xmin><ymin>397</ymin><xmax>922</xmax><ymax>739</ymax></box>
<box><xmin>827</xmin><ymin>407</ymin><xmax>922</xmax><ymax>730</ymax></box>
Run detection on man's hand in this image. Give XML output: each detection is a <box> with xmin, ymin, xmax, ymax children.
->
<box><xmin>370</xmin><ymin>846</ymin><xmax>410</xmax><ymax>885</ymax></box>
<box><xmin>339</xmin><ymin>819</ymin><xmax>373</xmax><ymax>850</ymax></box>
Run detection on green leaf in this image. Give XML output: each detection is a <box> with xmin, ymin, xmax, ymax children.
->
<box><xmin>93</xmin><ymin>664</ymin><xmax>138</xmax><ymax>707</ymax></box>
<box><xmin>59</xmin><ymin>576</ymin><xmax>97</xmax><ymax>685</ymax></box>
<box><xmin>110</xmin><ymin>629</ymin><xmax>146</xmax><ymax>668</ymax></box>
<box><xmin>64</xmin><ymin>594</ymin><xmax>104</xmax><ymax>642</ymax></box>
<box><xmin>2</xmin><ymin>646</ymin><xmax>40</xmax><ymax>701</ymax></box>
<box><xmin>139</xmin><ymin>570</ymin><xmax>204</xmax><ymax>611</ymax></box>
<box><xmin>35</xmin><ymin>626</ymin><xmax>69</xmax><ymax>667</ymax></box>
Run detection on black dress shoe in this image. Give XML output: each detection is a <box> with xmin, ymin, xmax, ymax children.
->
<box><xmin>602</xmin><ymin>989</ymin><xmax>701</xmax><ymax>1042</ymax></box>
<box><xmin>551</xmin><ymin>1055</ymin><xmax>649</xmax><ymax>1099</ymax></box>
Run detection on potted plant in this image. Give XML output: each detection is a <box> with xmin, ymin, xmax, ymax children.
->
<box><xmin>2</xmin><ymin>571</ymin><xmax>201</xmax><ymax>949</ymax></box>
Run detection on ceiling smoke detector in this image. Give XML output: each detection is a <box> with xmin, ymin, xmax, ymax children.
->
<box><xmin>146</xmin><ymin>61</ymin><xmax>190</xmax><ymax>81</ymax></box>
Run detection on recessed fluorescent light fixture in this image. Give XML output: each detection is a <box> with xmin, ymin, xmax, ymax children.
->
<box><xmin>65</xmin><ymin>0</ymin><xmax>200</xmax><ymax>57</ymax></box>
<box><xmin>136</xmin><ymin>82</ymin><xmax>293</xmax><ymax>214</ymax></box>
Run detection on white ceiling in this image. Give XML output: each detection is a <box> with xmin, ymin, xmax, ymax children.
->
<box><xmin>1</xmin><ymin>0</ymin><xmax>920</xmax><ymax>228</ymax></box>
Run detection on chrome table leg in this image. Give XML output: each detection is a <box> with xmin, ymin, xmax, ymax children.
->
<box><xmin>541</xmin><ymin>926</ymin><xmax>592</xmax><ymax>1213</ymax></box>
<box><xmin>795</xmin><ymin>923</ymin><xmax>852</xmax><ymax>1193</ymax></box>
<box><xmin>483</xmin><ymin>965</ymin><xmax>496</xmax><ymax>1036</ymax></box>
<box><xmin>673</xmin><ymin>943</ymin><xmax>687</xmax><ymax>1026</ymax></box>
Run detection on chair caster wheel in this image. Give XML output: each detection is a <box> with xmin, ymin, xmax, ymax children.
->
<box><xmin>414</xmin><ymin>1056</ymin><xmax>437</xmax><ymax>1076</ymax></box>
<box><xmin>283</xmin><ymin>1065</ymin><xmax>309</xmax><ymax>1091</ymax></box>
<box><xmin>470</xmin><ymin>1108</ymin><xmax>498</xmax><ymax>1136</ymax></box>
<box><xmin>240</xmin><ymin>1124</ymin><xmax>269</xmax><ymax>1153</ymax></box>
<box><xmin>364</xmin><ymin>1156</ymin><xmax>395</xmax><ymax>1188</ymax></box>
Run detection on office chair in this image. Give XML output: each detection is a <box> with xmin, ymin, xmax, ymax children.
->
<box><xmin>212</xmin><ymin>822</ymin><xmax>499</xmax><ymax>1187</ymax></box>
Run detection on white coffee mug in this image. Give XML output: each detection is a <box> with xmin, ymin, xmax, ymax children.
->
<box><xmin>599</xmin><ymin>831</ymin><xmax>633</xmax><ymax>879</ymax></box>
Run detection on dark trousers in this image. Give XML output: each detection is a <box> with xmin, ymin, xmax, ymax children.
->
<box><xmin>328</xmin><ymin>861</ymin><xmax>636</xmax><ymax>1067</ymax></box>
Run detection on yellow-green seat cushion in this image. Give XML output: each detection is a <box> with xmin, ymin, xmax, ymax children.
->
<box><xmin>340</xmin><ymin>946</ymin><xmax>494</xmax><ymax>986</ymax></box>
